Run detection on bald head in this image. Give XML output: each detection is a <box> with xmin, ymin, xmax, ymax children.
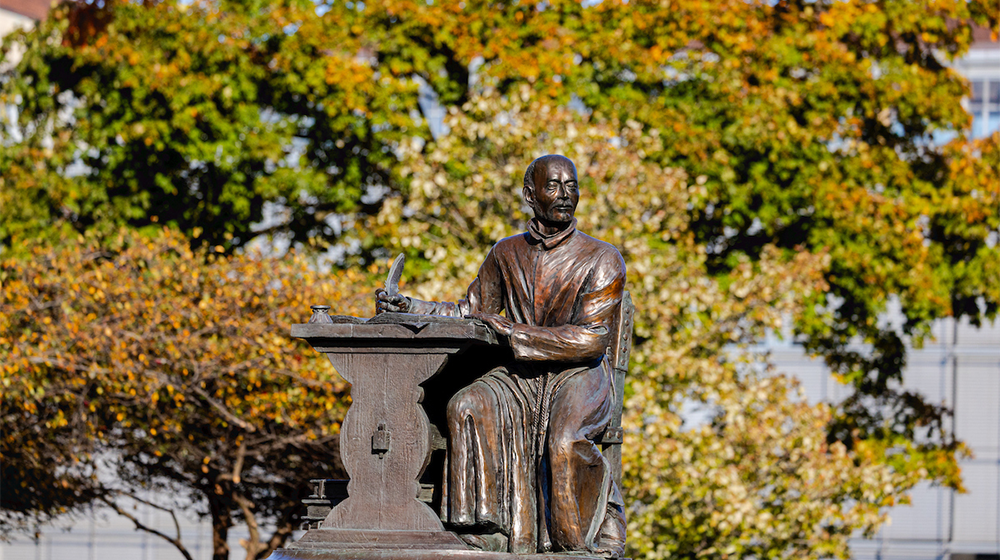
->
<box><xmin>523</xmin><ymin>155</ymin><xmax>576</xmax><ymax>192</ymax></box>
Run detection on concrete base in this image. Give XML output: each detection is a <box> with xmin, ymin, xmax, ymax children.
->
<box><xmin>266</xmin><ymin>528</ymin><xmax>618</xmax><ymax>560</ymax></box>
<box><xmin>268</xmin><ymin>551</ymin><xmax>614</xmax><ymax>560</ymax></box>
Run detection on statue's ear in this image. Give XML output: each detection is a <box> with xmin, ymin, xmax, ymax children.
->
<box><xmin>523</xmin><ymin>186</ymin><xmax>534</xmax><ymax>206</ymax></box>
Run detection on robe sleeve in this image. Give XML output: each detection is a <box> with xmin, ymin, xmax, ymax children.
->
<box><xmin>509</xmin><ymin>251</ymin><xmax>625</xmax><ymax>363</ymax></box>
<box><xmin>407</xmin><ymin>246</ymin><xmax>505</xmax><ymax>317</ymax></box>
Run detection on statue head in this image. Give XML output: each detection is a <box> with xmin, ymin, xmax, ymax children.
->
<box><xmin>522</xmin><ymin>155</ymin><xmax>579</xmax><ymax>227</ymax></box>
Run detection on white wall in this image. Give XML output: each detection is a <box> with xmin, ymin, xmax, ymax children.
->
<box><xmin>767</xmin><ymin>316</ymin><xmax>1000</xmax><ymax>560</ymax></box>
<box><xmin>0</xmin><ymin>8</ymin><xmax>33</xmax><ymax>38</ymax></box>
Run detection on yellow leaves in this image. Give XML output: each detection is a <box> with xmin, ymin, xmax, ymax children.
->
<box><xmin>51</xmin><ymin>411</ymin><xmax>68</xmax><ymax>428</ymax></box>
<box><xmin>368</xmin><ymin>82</ymin><xmax>942</xmax><ymax>557</ymax></box>
<box><xmin>3</xmin><ymin>227</ymin><xmax>355</xmax><ymax>459</ymax></box>
<box><xmin>626</xmin><ymin>366</ymin><xmax>896</xmax><ymax>556</ymax></box>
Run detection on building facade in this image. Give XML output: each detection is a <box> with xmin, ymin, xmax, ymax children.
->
<box><xmin>0</xmin><ymin>0</ymin><xmax>45</xmax><ymax>37</ymax></box>
<box><xmin>766</xmin><ymin>314</ymin><xmax>1000</xmax><ymax>560</ymax></box>
<box><xmin>955</xmin><ymin>27</ymin><xmax>1000</xmax><ymax>139</ymax></box>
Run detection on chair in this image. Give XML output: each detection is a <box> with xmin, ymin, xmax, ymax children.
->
<box><xmin>600</xmin><ymin>291</ymin><xmax>633</xmax><ymax>490</ymax></box>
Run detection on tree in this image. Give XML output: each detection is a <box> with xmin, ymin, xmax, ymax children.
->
<box><xmin>2</xmin><ymin>0</ymin><xmax>998</xmax><ymax>557</ymax></box>
<box><xmin>346</xmin><ymin>0</ymin><xmax>998</xmax><ymax>492</ymax></box>
<box><xmin>1</xmin><ymin>227</ymin><xmax>371</xmax><ymax>559</ymax></box>
<box><xmin>3</xmin><ymin>0</ymin><xmax>996</xmax><ymax>411</ymax></box>
<box><xmin>0</xmin><ymin>0</ymin><xmax>374</xmax><ymax>251</ymax></box>
<box><xmin>375</xmin><ymin>89</ymin><xmax>938</xmax><ymax>558</ymax></box>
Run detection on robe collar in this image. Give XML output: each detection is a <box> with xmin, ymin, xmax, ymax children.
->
<box><xmin>527</xmin><ymin>218</ymin><xmax>577</xmax><ymax>250</ymax></box>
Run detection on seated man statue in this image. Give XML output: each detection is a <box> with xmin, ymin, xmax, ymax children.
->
<box><xmin>376</xmin><ymin>155</ymin><xmax>627</xmax><ymax>557</ymax></box>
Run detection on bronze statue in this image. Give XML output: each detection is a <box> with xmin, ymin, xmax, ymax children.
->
<box><xmin>376</xmin><ymin>155</ymin><xmax>627</xmax><ymax>557</ymax></box>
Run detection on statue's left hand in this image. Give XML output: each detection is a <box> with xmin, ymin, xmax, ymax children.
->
<box><xmin>466</xmin><ymin>312</ymin><xmax>515</xmax><ymax>337</ymax></box>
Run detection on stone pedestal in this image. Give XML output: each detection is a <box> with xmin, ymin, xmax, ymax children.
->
<box><xmin>270</xmin><ymin>315</ymin><xmax>503</xmax><ymax>559</ymax></box>
<box><xmin>269</xmin><ymin>546</ymin><xmax>609</xmax><ymax>560</ymax></box>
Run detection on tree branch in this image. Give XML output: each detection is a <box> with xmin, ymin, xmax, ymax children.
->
<box><xmin>234</xmin><ymin>492</ymin><xmax>267</xmax><ymax>560</ymax></box>
<box><xmin>190</xmin><ymin>384</ymin><xmax>257</xmax><ymax>432</ymax></box>
<box><xmin>116</xmin><ymin>491</ymin><xmax>185</xmax><ymax>542</ymax></box>
<box><xmin>258</xmin><ymin>519</ymin><xmax>295</xmax><ymax>560</ymax></box>
<box><xmin>98</xmin><ymin>494</ymin><xmax>194</xmax><ymax>560</ymax></box>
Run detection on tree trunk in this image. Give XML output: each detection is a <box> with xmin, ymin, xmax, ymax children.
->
<box><xmin>208</xmin><ymin>485</ymin><xmax>232</xmax><ymax>560</ymax></box>
<box><xmin>257</xmin><ymin>517</ymin><xmax>295</xmax><ymax>559</ymax></box>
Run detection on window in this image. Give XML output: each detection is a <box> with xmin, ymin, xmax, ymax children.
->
<box><xmin>969</xmin><ymin>79</ymin><xmax>1000</xmax><ymax>138</ymax></box>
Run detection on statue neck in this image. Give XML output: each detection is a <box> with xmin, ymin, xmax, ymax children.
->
<box><xmin>527</xmin><ymin>218</ymin><xmax>577</xmax><ymax>250</ymax></box>
<box><xmin>534</xmin><ymin>219</ymin><xmax>572</xmax><ymax>237</ymax></box>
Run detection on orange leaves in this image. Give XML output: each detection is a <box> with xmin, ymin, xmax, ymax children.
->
<box><xmin>0</xmin><ymin>227</ymin><xmax>369</xmax><ymax>474</ymax></box>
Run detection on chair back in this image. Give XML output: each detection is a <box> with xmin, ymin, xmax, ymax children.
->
<box><xmin>600</xmin><ymin>291</ymin><xmax>633</xmax><ymax>488</ymax></box>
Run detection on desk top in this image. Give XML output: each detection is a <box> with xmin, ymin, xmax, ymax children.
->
<box><xmin>291</xmin><ymin>313</ymin><xmax>500</xmax><ymax>346</ymax></box>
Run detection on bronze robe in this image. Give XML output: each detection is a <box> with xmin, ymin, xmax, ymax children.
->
<box><xmin>409</xmin><ymin>219</ymin><xmax>626</xmax><ymax>554</ymax></box>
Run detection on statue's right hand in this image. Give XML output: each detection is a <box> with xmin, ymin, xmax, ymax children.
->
<box><xmin>375</xmin><ymin>288</ymin><xmax>411</xmax><ymax>315</ymax></box>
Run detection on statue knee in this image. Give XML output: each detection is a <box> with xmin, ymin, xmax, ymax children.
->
<box><xmin>548</xmin><ymin>428</ymin><xmax>585</xmax><ymax>462</ymax></box>
<box><xmin>447</xmin><ymin>383</ymin><xmax>489</xmax><ymax>423</ymax></box>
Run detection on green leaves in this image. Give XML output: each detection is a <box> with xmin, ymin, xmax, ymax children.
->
<box><xmin>374</xmin><ymin>89</ymin><xmax>894</xmax><ymax>558</ymax></box>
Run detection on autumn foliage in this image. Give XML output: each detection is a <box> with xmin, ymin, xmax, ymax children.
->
<box><xmin>1</xmin><ymin>229</ymin><xmax>369</xmax><ymax>559</ymax></box>
<box><xmin>378</xmin><ymin>90</ymin><xmax>947</xmax><ymax>559</ymax></box>
<box><xmin>2</xmin><ymin>0</ymin><xmax>998</xmax><ymax>558</ymax></box>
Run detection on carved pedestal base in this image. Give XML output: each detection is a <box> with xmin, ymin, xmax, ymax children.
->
<box><xmin>270</xmin><ymin>546</ymin><xmax>613</xmax><ymax>560</ymax></box>
<box><xmin>267</xmin><ymin>527</ymin><xmax>623</xmax><ymax>560</ymax></box>
<box><xmin>270</xmin><ymin>530</ymin><xmax>617</xmax><ymax>560</ymax></box>
<box><xmin>268</xmin><ymin>552</ymin><xmax>614</xmax><ymax>560</ymax></box>
<box><xmin>281</xmin><ymin>528</ymin><xmax>468</xmax><ymax>550</ymax></box>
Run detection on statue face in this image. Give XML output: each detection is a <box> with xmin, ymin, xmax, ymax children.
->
<box><xmin>526</xmin><ymin>158</ymin><xmax>579</xmax><ymax>225</ymax></box>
